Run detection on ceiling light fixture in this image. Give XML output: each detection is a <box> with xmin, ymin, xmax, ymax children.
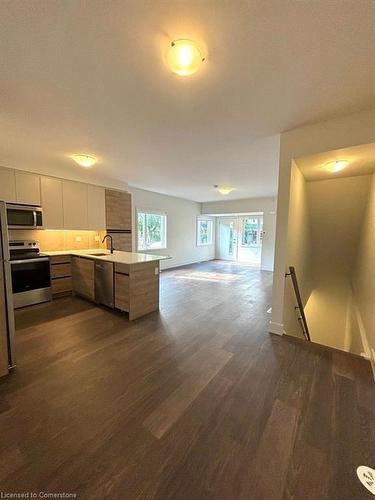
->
<box><xmin>71</xmin><ymin>154</ymin><xmax>97</xmax><ymax>168</ymax></box>
<box><xmin>166</xmin><ymin>39</ymin><xmax>205</xmax><ymax>76</ymax></box>
<box><xmin>214</xmin><ymin>185</ymin><xmax>234</xmax><ymax>195</ymax></box>
<box><xmin>323</xmin><ymin>160</ymin><xmax>348</xmax><ymax>173</ymax></box>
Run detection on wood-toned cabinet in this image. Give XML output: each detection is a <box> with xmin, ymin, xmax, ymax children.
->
<box><xmin>107</xmin><ymin>232</ymin><xmax>132</xmax><ymax>252</ymax></box>
<box><xmin>41</xmin><ymin>176</ymin><xmax>64</xmax><ymax>229</ymax></box>
<box><xmin>50</xmin><ymin>253</ymin><xmax>160</xmax><ymax>321</ymax></box>
<box><xmin>115</xmin><ymin>272</ymin><xmax>129</xmax><ymax>312</ymax></box>
<box><xmin>51</xmin><ymin>262</ymin><xmax>71</xmax><ymax>279</ymax></box>
<box><xmin>62</xmin><ymin>180</ymin><xmax>88</xmax><ymax>230</ymax></box>
<box><xmin>52</xmin><ymin>277</ymin><xmax>72</xmax><ymax>296</ymax></box>
<box><xmin>72</xmin><ymin>257</ymin><xmax>95</xmax><ymax>301</ymax></box>
<box><xmin>105</xmin><ymin>189</ymin><xmax>132</xmax><ymax>251</ymax></box>
<box><xmin>105</xmin><ymin>190</ymin><xmax>132</xmax><ymax>231</ymax></box>
<box><xmin>115</xmin><ymin>261</ymin><xmax>159</xmax><ymax>320</ymax></box>
<box><xmin>0</xmin><ymin>168</ymin><xmax>16</xmax><ymax>203</ymax></box>
<box><xmin>50</xmin><ymin>255</ymin><xmax>73</xmax><ymax>298</ymax></box>
<box><xmin>15</xmin><ymin>171</ymin><xmax>41</xmax><ymax>205</ymax></box>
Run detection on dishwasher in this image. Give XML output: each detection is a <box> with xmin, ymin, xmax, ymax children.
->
<box><xmin>94</xmin><ymin>260</ymin><xmax>114</xmax><ymax>308</ymax></box>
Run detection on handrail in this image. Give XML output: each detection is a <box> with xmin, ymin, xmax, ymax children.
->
<box><xmin>285</xmin><ymin>266</ymin><xmax>311</xmax><ymax>341</ymax></box>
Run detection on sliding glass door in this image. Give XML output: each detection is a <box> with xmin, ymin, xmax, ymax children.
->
<box><xmin>218</xmin><ymin>218</ymin><xmax>238</xmax><ymax>261</ymax></box>
<box><xmin>237</xmin><ymin>216</ymin><xmax>263</xmax><ymax>265</ymax></box>
<box><xmin>218</xmin><ymin>215</ymin><xmax>263</xmax><ymax>265</ymax></box>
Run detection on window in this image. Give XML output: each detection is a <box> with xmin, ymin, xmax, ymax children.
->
<box><xmin>241</xmin><ymin>217</ymin><xmax>263</xmax><ymax>247</ymax></box>
<box><xmin>137</xmin><ymin>211</ymin><xmax>167</xmax><ymax>250</ymax></box>
<box><xmin>197</xmin><ymin>219</ymin><xmax>213</xmax><ymax>246</ymax></box>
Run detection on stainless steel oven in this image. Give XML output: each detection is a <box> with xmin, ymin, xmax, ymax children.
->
<box><xmin>9</xmin><ymin>240</ymin><xmax>51</xmax><ymax>309</ymax></box>
<box><xmin>6</xmin><ymin>203</ymin><xmax>43</xmax><ymax>229</ymax></box>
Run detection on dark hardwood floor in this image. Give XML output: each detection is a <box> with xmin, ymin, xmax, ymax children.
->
<box><xmin>0</xmin><ymin>260</ymin><xmax>374</xmax><ymax>499</ymax></box>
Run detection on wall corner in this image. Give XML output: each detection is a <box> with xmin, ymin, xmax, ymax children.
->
<box><xmin>269</xmin><ymin>321</ymin><xmax>284</xmax><ymax>336</ymax></box>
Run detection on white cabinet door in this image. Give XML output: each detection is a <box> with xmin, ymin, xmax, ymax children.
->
<box><xmin>0</xmin><ymin>167</ymin><xmax>17</xmax><ymax>203</ymax></box>
<box><xmin>62</xmin><ymin>180</ymin><xmax>88</xmax><ymax>230</ymax></box>
<box><xmin>15</xmin><ymin>171</ymin><xmax>41</xmax><ymax>205</ymax></box>
<box><xmin>88</xmin><ymin>185</ymin><xmax>106</xmax><ymax>230</ymax></box>
<box><xmin>40</xmin><ymin>176</ymin><xmax>64</xmax><ymax>229</ymax></box>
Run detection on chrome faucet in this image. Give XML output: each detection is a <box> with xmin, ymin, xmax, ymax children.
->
<box><xmin>102</xmin><ymin>234</ymin><xmax>114</xmax><ymax>254</ymax></box>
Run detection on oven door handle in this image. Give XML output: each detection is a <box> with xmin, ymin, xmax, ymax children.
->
<box><xmin>11</xmin><ymin>257</ymin><xmax>50</xmax><ymax>264</ymax></box>
<box><xmin>33</xmin><ymin>210</ymin><xmax>37</xmax><ymax>227</ymax></box>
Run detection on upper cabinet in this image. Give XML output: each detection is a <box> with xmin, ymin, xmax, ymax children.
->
<box><xmin>88</xmin><ymin>185</ymin><xmax>106</xmax><ymax>230</ymax></box>
<box><xmin>62</xmin><ymin>180</ymin><xmax>88</xmax><ymax>230</ymax></box>
<box><xmin>15</xmin><ymin>171</ymin><xmax>41</xmax><ymax>205</ymax></box>
<box><xmin>0</xmin><ymin>168</ymin><xmax>16</xmax><ymax>203</ymax></box>
<box><xmin>40</xmin><ymin>176</ymin><xmax>64</xmax><ymax>229</ymax></box>
<box><xmin>105</xmin><ymin>190</ymin><xmax>132</xmax><ymax>231</ymax></box>
<box><xmin>0</xmin><ymin>166</ymin><xmax>123</xmax><ymax>231</ymax></box>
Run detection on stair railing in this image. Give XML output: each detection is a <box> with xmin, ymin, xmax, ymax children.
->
<box><xmin>285</xmin><ymin>266</ymin><xmax>311</xmax><ymax>341</ymax></box>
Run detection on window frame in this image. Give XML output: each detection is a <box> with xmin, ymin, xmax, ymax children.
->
<box><xmin>136</xmin><ymin>209</ymin><xmax>167</xmax><ymax>251</ymax></box>
<box><xmin>240</xmin><ymin>216</ymin><xmax>263</xmax><ymax>248</ymax></box>
<box><xmin>196</xmin><ymin>218</ymin><xmax>213</xmax><ymax>247</ymax></box>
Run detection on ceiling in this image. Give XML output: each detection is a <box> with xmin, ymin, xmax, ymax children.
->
<box><xmin>296</xmin><ymin>142</ymin><xmax>375</xmax><ymax>181</ymax></box>
<box><xmin>1</xmin><ymin>1</ymin><xmax>375</xmax><ymax>202</ymax></box>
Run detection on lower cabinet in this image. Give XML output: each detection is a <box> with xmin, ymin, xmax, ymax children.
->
<box><xmin>52</xmin><ymin>277</ymin><xmax>72</xmax><ymax>296</ymax></box>
<box><xmin>115</xmin><ymin>272</ymin><xmax>129</xmax><ymax>312</ymax></box>
<box><xmin>50</xmin><ymin>255</ymin><xmax>72</xmax><ymax>298</ymax></box>
<box><xmin>50</xmin><ymin>255</ymin><xmax>159</xmax><ymax>321</ymax></box>
<box><xmin>115</xmin><ymin>261</ymin><xmax>159</xmax><ymax>320</ymax></box>
<box><xmin>72</xmin><ymin>257</ymin><xmax>95</xmax><ymax>301</ymax></box>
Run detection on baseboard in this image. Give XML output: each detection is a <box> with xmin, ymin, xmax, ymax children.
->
<box><xmin>269</xmin><ymin>321</ymin><xmax>284</xmax><ymax>336</ymax></box>
<box><xmin>353</xmin><ymin>301</ymin><xmax>375</xmax><ymax>381</ymax></box>
<box><xmin>161</xmin><ymin>257</ymin><xmax>214</xmax><ymax>271</ymax></box>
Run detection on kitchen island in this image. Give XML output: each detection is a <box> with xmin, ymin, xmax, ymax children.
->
<box><xmin>44</xmin><ymin>249</ymin><xmax>169</xmax><ymax>320</ymax></box>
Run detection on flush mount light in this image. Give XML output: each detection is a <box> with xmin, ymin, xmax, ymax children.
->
<box><xmin>166</xmin><ymin>39</ymin><xmax>205</xmax><ymax>76</ymax></box>
<box><xmin>71</xmin><ymin>154</ymin><xmax>97</xmax><ymax>168</ymax></box>
<box><xmin>323</xmin><ymin>160</ymin><xmax>348</xmax><ymax>173</ymax></box>
<box><xmin>214</xmin><ymin>185</ymin><xmax>234</xmax><ymax>195</ymax></box>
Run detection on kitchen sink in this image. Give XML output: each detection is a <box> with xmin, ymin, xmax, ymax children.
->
<box><xmin>89</xmin><ymin>252</ymin><xmax>108</xmax><ymax>256</ymax></box>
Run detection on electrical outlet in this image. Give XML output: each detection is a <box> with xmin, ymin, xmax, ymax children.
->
<box><xmin>75</xmin><ymin>236</ymin><xmax>82</xmax><ymax>242</ymax></box>
<box><xmin>95</xmin><ymin>235</ymin><xmax>100</xmax><ymax>242</ymax></box>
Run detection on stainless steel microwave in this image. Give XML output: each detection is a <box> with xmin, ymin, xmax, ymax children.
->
<box><xmin>6</xmin><ymin>203</ymin><xmax>43</xmax><ymax>229</ymax></box>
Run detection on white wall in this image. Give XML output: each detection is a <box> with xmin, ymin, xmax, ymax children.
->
<box><xmin>307</xmin><ymin>175</ymin><xmax>371</xmax><ymax>277</ymax></box>
<box><xmin>129</xmin><ymin>186</ymin><xmax>215</xmax><ymax>270</ymax></box>
<box><xmin>304</xmin><ymin>276</ymin><xmax>364</xmax><ymax>355</ymax></box>
<box><xmin>201</xmin><ymin>197</ymin><xmax>277</xmax><ymax>271</ymax></box>
<box><xmin>271</xmin><ymin>107</ymin><xmax>375</xmax><ymax>335</ymax></box>
<box><xmin>352</xmin><ymin>172</ymin><xmax>375</xmax><ymax>373</ymax></box>
<box><xmin>300</xmin><ymin>174</ymin><xmax>371</xmax><ymax>354</ymax></box>
<box><xmin>283</xmin><ymin>161</ymin><xmax>312</xmax><ymax>337</ymax></box>
<box><xmin>284</xmin><ymin>171</ymin><xmax>372</xmax><ymax>352</ymax></box>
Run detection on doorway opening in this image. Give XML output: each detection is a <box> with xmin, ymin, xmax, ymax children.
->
<box><xmin>217</xmin><ymin>214</ymin><xmax>264</xmax><ymax>266</ymax></box>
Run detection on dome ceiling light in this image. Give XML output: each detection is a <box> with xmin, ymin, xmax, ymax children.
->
<box><xmin>214</xmin><ymin>185</ymin><xmax>234</xmax><ymax>195</ymax></box>
<box><xmin>323</xmin><ymin>160</ymin><xmax>348</xmax><ymax>173</ymax></box>
<box><xmin>166</xmin><ymin>39</ymin><xmax>205</xmax><ymax>76</ymax></box>
<box><xmin>71</xmin><ymin>154</ymin><xmax>97</xmax><ymax>168</ymax></box>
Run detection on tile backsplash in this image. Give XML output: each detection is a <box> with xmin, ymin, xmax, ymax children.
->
<box><xmin>8</xmin><ymin>229</ymin><xmax>107</xmax><ymax>251</ymax></box>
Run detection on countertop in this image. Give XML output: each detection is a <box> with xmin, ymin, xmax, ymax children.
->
<box><xmin>43</xmin><ymin>249</ymin><xmax>170</xmax><ymax>265</ymax></box>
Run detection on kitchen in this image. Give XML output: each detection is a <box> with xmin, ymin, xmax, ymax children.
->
<box><xmin>0</xmin><ymin>166</ymin><xmax>167</xmax><ymax>378</ymax></box>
